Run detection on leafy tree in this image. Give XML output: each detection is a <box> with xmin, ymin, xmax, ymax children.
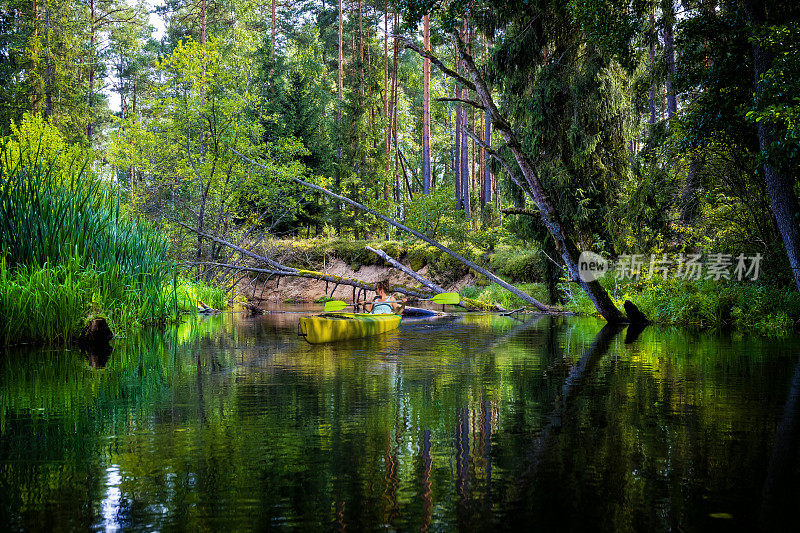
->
<box><xmin>110</xmin><ymin>38</ymin><xmax>308</xmax><ymax>269</ymax></box>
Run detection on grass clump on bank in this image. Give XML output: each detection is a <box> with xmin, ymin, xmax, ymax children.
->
<box><xmin>0</xmin><ymin>117</ymin><xmax>225</xmax><ymax>345</ymax></box>
<box><xmin>561</xmin><ymin>276</ymin><xmax>800</xmax><ymax>336</ymax></box>
<box><xmin>460</xmin><ymin>283</ymin><xmax>550</xmax><ymax>310</ymax></box>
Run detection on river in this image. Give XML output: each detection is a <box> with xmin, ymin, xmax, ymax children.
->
<box><xmin>1</xmin><ymin>310</ymin><xmax>799</xmax><ymax>531</ymax></box>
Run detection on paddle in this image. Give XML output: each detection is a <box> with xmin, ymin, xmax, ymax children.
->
<box><xmin>323</xmin><ymin>292</ymin><xmax>461</xmax><ymax>313</ymax></box>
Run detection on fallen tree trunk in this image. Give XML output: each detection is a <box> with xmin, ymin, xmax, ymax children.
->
<box><xmin>453</xmin><ymin>32</ymin><xmax>625</xmax><ymax>324</ymax></box>
<box><xmin>174</xmin><ymin>220</ymin><xmax>291</xmax><ymax>273</ymax></box>
<box><xmin>365</xmin><ymin>245</ymin><xmax>445</xmax><ymax>293</ymax></box>
<box><xmin>231</xmin><ymin>148</ymin><xmax>553</xmax><ymax>312</ymax></box>
<box><xmin>184</xmin><ymin>261</ymin><xmax>433</xmax><ymax>300</ymax></box>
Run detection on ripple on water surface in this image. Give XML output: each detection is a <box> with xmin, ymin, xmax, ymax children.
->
<box><xmin>1</xmin><ymin>312</ymin><xmax>799</xmax><ymax>531</ymax></box>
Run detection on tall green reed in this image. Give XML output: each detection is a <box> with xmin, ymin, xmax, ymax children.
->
<box><xmin>0</xmin><ymin>148</ymin><xmax>170</xmax><ymax>291</ymax></box>
<box><xmin>0</xmin><ymin>138</ymin><xmax>182</xmax><ymax>344</ymax></box>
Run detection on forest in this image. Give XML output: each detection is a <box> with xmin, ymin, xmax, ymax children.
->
<box><xmin>4</xmin><ymin>2</ymin><xmax>800</xmax><ymax>529</ymax></box>
<box><xmin>1</xmin><ymin>0</ymin><xmax>800</xmax><ymax>341</ymax></box>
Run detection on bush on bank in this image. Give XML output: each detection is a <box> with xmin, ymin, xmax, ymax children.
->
<box><xmin>0</xmin><ymin>118</ymin><xmax>225</xmax><ymax>346</ymax></box>
<box><xmin>561</xmin><ymin>275</ymin><xmax>800</xmax><ymax>336</ymax></box>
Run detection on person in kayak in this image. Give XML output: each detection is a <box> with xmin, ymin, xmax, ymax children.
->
<box><xmin>363</xmin><ymin>280</ymin><xmax>406</xmax><ymax>314</ymax></box>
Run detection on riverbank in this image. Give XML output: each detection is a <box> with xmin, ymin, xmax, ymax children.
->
<box><xmin>0</xmin><ymin>126</ymin><xmax>226</xmax><ymax>347</ymax></box>
<box><xmin>0</xmin><ymin>259</ymin><xmax>226</xmax><ymax>346</ymax></box>
<box><xmin>237</xmin><ymin>238</ymin><xmax>800</xmax><ymax>336</ymax></box>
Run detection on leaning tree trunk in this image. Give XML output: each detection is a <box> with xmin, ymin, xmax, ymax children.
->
<box><xmin>483</xmin><ymin>109</ymin><xmax>492</xmax><ymax>208</ymax></box>
<box><xmin>742</xmin><ymin>0</ymin><xmax>800</xmax><ymax>293</ymax></box>
<box><xmin>401</xmin><ymin>35</ymin><xmax>626</xmax><ymax>322</ymax></box>
<box><xmin>231</xmin><ymin>149</ymin><xmax>553</xmax><ymax>312</ymax></box>
<box><xmin>648</xmin><ymin>10</ymin><xmax>657</xmax><ymax>125</ymax></box>
<box><xmin>450</xmin><ymin>32</ymin><xmax>626</xmax><ymax>323</ymax></box>
<box><xmin>454</xmin><ymin>83</ymin><xmax>462</xmax><ymax>205</ymax></box>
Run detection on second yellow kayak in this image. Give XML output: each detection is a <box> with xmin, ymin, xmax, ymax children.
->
<box><xmin>298</xmin><ymin>313</ymin><xmax>401</xmax><ymax>344</ymax></box>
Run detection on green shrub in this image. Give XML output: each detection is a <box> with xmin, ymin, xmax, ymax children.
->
<box><xmin>461</xmin><ymin>282</ymin><xmax>550</xmax><ymax>310</ymax></box>
<box><xmin>489</xmin><ymin>245</ymin><xmax>544</xmax><ymax>282</ymax></box>
<box><xmin>562</xmin><ymin>275</ymin><xmax>800</xmax><ymax>336</ymax></box>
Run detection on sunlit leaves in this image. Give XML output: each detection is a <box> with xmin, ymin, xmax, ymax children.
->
<box><xmin>110</xmin><ymin>37</ymin><xmax>310</xmax><ymax>249</ymax></box>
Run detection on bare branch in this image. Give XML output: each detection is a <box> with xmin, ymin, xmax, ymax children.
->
<box><xmin>365</xmin><ymin>246</ymin><xmax>445</xmax><ymax>293</ymax></box>
<box><xmin>181</xmin><ymin>261</ymin><xmax>433</xmax><ymax>299</ymax></box>
<box><xmin>394</xmin><ymin>34</ymin><xmax>476</xmax><ymax>91</ymax></box>
<box><xmin>436</xmin><ymin>97</ymin><xmax>485</xmax><ymax>110</ymax></box>
<box><xmin>231</xmin><ymin>147</ymin><xmax>553</xmax><ymax>312</ymax></box>
<box><xmin>172</xmin><ymin>219</ymin><xmax>292</xmax><ymax>272</ymax></box>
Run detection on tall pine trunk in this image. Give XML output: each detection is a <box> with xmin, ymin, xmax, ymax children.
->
<box><xmin>44</xmin><ymin>0</ymin><xmax>52</xmax><ymax>118</ymax></box>
<box><xmin>422</xmin><ymin>13</ymin><xmax>431</xmax><ymax>195</ymax></box>
<box><xmin>87</xmin><ymin>0</ymin><xmax>96</xmax><ymax>141</ymax></box>
<box><xmin>201</xmin><ymin>0</ymin><xmax>207</xmax><ymax>44</ymax></box>
<box><xmin>391</xmin><ymin>11</ymin><xmax>401</xmax><ymax>208</ymax></box>
<box><xmin>454</xmin><ymin>70</ymin><xmax>462</xmax><ymax>206</ymax></box>
<box><xmin>271</xmin><ymin>0</ymin><xmax>276</xmax><ymax>59</ymax></box>
<box><xmin>648</xmin><ymin>10</ymin><xmax>656</xmax><ymax>125</ymax></box>
<box><xmin>482</xmin><ymin>35</ymin><xmax>493</xmax><ymax>209</ymax></box>
<box><xmin>384</xmin><ymin>3</ymin><xmax>389</xmax><ymax>174</ymax></box>
<box><xmin>483</xmin><ymin>110</ymin><xmax>492</xmax><ymax>208</ymax></box>
<box><xmin>663</xmin><ymin>0</ymin><xmax>677</xmax><ymax>118</ymax></box>
<box><xmin>460</xmin><ymin>19</ymin><xmax>471</xmax><ymax>219</ymax></box>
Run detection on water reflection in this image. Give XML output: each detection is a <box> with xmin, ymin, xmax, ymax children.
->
<box><xmin>101</xmin><ymin>466</ymin><xmax>122</xmax><ymax>531</ymax></box>
<box><xmin>1</xmin><ymin>312</ymin><xmax>799</xmax><ymax>531</ymax></box>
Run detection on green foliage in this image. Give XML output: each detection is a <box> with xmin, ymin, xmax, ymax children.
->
<box><xmin>2</xmin><ymin>113</ymin><xmax>87</xmax><ymax>171</ymax></box>
<box><xmin>567</xmin><ymin>0</ymin><xmax>645</xmax><ymax>69</ymax></box>
<box><xmin>111</xmin><ymin>37</ymin><xmax>309</xmax><ymax>261</ymax></box>
<box><xmin>403</xmin><ymin>186</ymin><xmax>469</xmax><ymax>242</ymax></box>
<box><xmin>613</xmin><ymin>159</ymin><xmax>677</xmax><ymax>254</ymax></box>
<box><xmin>628</xmin><ymin>278</ymin><xmax>800</xmax><ymax>336</ymax></box>
<box><xmin>174</xmin><ymin>278</ymin><xmax>227</xmax><ymax>312</ymax></box>
<box><xmin>562</xmin><ymin>275</ymin><xmax>800</xmax><ymax>336</ymax></box>
<box><xmin>746</xmin><ymin>21</ymin><xmax>800</xmax><ymax>171</ymax></box>
<box><xmin>0</xmin><ymin>258</ymin><xmax>222</xmax><ymax>346</ymax></box>
<box><xmin>0</xmin><ymin>127</ymin><xmax>226</xmax><ymax>345</ymax></box>
<box><xmin>461</xmin><ymin>282</ymin><xmax>550</xmax><ymax>310</ymax></box>
<box><xmin>0</xmin><ymin>258</ymin><xmax>88</xmax><ymax>344</ymax></box>
<box><xmin>0</xmin><ymin>0</ymin><xmax>94</xmax><ymax>141</ymax></box>
<box><xmin>0</xmin><ymin>127</ymin><xmax>168</xmax><ymax>288</ymax></box>
<box><xmin>488</xmin><ymin>245</ymin><xmax>545</xmax><ymax>283</ymax></box>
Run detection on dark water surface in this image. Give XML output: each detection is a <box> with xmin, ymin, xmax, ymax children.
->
<box><xmin>2</xmin><ymin>311</ymin><xmax>800</xmax><ymax>531</ymax></box>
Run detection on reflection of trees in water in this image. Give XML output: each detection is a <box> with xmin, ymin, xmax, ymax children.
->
<box><xmin>3</xmin><ymin>314</ymin><xmax>800</xmax><ymax>530</ymax></box>
<box><xmin>761</xmin><ymin>355</ymin><xmax>800</xmax><ymax>530</ymax></box>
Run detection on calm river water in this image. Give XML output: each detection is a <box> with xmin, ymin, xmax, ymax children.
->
<box><xmin>1</xmin><ymin>310</ymin><xmax>799</xmax><ymax>531</ymax></box>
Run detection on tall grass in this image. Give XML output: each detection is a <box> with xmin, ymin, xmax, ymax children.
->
<box><xmin>0</xmin><ymin>133</ymin><xmax>225</xmax><ymax>345</ymax></box>
<box><xmin>0</xmin><ymin>148</ymin><xmax>170</xmax><ymax>293</ymax></box>
<box><xmin>561</xmin><ymin>276</ymin><xmax>800</xmax><ymax>336</ymax></box>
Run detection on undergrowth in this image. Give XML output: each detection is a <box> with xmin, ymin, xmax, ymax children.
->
<box><xmin>561</xmin><ymin>276</ymin><xmax>800</xmax><ymax>336</ymax></box>
<box><xmin>460</xmin><ymin>283</ymin><xmax>550</xmax><ymax>310</ymax></box>
<box><xmin>0</xmin><ymin>121</ymin><xmax>226</xmax><ymax>346</ymax></box>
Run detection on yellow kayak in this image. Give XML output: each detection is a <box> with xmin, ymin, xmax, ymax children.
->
<box><xmin>298</xmin><ymin>313</ymin><xmax>401</xmax><ymax>344</ymax></box>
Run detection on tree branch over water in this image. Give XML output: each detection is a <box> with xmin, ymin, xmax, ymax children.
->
<box><xmin>230</xmin><ymin>147</ymin><xmax>554</xmax><ymax>312</ymax></box>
